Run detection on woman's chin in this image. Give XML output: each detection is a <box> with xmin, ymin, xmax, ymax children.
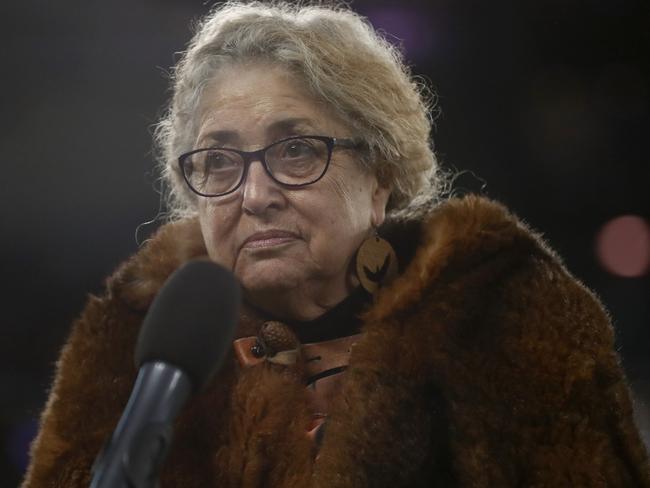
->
<box><xmin>236</xmin><ymin>259</ymin><xmax>304</xmax><ymax>294</ymax></box>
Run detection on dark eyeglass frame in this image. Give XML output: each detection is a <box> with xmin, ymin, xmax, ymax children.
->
<box><xmin>178</xmin><ymin>135</ymin><xmax>360</xmax><ymax>197</ymax></box>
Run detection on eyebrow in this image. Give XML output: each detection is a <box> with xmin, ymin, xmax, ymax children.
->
<box><xmin>198</xmin><ymin>117</ymin><xmax>321</xmax><ymax>148</ymax></box>
<box><xmin>268</xmin><ymin>117</ymin><xmax>319</xmax><ymax>136</ymax></box>
<box><xmin>200</xmin><ymin>130</ymin><xmax>239</xmax><ymax>147</ymax></box>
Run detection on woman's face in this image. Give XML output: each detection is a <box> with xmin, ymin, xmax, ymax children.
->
<box><xmin>195</xmin><ymin>63</ymin><xmax>390</xmax><ymax>319</ymax></box>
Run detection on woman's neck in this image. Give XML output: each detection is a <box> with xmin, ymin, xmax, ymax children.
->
<box><xmin>244</xmin><ymin>266</ymin><xmax>361</xmax><ymax>322</ymax></box>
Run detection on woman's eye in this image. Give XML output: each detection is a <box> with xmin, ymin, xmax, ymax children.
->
<box><xmin>204</xmin><ymin>151</ymin><xmax>238</xmax><ymax>170</ymax></box>
<box><xmin>283</xmin><ymin>141</ymin><xmax>315</xmax><ymax>159</ymax></box>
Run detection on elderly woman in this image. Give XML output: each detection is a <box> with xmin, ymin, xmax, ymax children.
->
<box><xmin>23</xmin><ymin>3</ymin><xmax>649</xmax><ymax>487</ymax></box>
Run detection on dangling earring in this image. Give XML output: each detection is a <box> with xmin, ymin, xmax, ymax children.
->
<box><xmin>355</xmin><ymin>230</ymin><xmax>398</xmax><ymax>295</ymax></box>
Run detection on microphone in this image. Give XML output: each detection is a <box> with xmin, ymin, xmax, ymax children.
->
<box><xmin>90</xmin><ymin>260</ymin><xmax>241</xmax><ymax>488</ymax></box>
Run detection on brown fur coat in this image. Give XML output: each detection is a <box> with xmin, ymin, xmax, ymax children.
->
<box><xmin>23</xmin><ymin>196</ymin><xmax>650</xmax><ymax>487</ymax></box>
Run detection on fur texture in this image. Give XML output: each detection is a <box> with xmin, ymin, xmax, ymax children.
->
<box><xmin>23</xmin><ymin>196</ymin><xmax>649</xmax><ymax>487</ymax></box>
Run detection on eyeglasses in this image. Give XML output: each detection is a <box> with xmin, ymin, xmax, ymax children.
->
<box><xmin>178</xmin><ymin>135</ymin><xmax>360</xmax><ymax>197</ymax></box>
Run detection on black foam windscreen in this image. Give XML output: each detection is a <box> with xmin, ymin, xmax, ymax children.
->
<box><xmin>134</xmin><ymin>260</ymin><xmax>241</xmax><ymax>391</ymax></box>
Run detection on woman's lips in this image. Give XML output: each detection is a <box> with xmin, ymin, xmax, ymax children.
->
<box><xmin>242</xmin><ymin>230</ymin><xmax>298</xmax><ymax>249</ymax></box>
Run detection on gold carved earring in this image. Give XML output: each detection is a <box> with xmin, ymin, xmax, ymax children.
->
<box><xmin>355</xmin><ymin>230</ymin><xmax>398</xmax><ymax>294</ymax></box>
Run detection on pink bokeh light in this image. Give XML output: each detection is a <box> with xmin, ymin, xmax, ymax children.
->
<box><xmin>595</xmin><ymin>215</ymin><xmax>650</xmax><ymax>278</ymax></box>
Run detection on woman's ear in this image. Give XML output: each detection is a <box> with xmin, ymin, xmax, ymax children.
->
<box><xmin>370</xmin><ymin>179</ymin><xmax>391</xmax><ymax>228</ymax></box>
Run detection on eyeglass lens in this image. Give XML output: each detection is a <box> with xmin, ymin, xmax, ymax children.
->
<box><xmin>183</xmin><ymin>137</ymin><xmax>330</xmax><ymax>196</ymax></box>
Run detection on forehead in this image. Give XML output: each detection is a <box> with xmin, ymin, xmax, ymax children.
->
<box><xmin>196</xmin><ymin>63</ymin><xmax>347</xmax><ymax>145</ymax></box>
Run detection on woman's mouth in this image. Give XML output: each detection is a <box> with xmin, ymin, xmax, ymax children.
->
<box><xmin>241</xmin><ymin>230</ymin><xmax>299</xmax><ymax>249</ymax></box>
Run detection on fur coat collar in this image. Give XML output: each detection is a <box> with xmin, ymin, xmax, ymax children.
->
<box><xmin>23</xmin><ymin>195</ymin><xmax>649</xmax><ymax>487</ymax></box>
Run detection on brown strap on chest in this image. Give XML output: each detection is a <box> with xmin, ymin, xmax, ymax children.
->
<box><xmin>233</xmin><ymin>328</ymin><xmax>363</xmax><ymax>447</ymax></box>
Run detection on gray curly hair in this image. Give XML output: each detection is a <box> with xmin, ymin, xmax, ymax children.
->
<box><xmin>154</xmin><ymin>1</ymin><xmax>442</xmax><ymax>220</ymax></box>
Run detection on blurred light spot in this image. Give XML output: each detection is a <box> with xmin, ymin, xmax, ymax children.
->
<box><xmin>365</xmin><ymin>6</ymin><xmax>435</xmax><ymax>62</ymax></box>
<box><xmin>6</xmin><ymin>418</ymin><xmax>38</xmax><ymax>473</ymax></box>
<box><xmin>596</xmin><ymin>215</ymin><xmax>650</xmax><ymax>277</ymax></box>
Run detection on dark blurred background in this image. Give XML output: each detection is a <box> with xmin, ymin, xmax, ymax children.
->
<box><xmin>1</xmin><ymin>0</ymin><xmax>648</xmax><ymax>484</ymax></box>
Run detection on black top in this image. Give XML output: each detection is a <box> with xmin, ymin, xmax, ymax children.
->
<box><xmin>278</xmin><ymin>287</ymin><xmax>372</xmax><ymax>344</ymax></box>
<box><xmin>244</xmin><ymin>286</ymin><xmax>372</xmax><ymax>344</ymax></box>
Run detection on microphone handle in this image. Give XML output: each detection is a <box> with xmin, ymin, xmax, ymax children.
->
<box><xmin>90</xmin><ymin>361</ymin><xmax>192</xmax><ymax>488</ymax></box>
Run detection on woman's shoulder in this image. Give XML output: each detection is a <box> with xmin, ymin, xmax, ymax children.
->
<box><xmin>369</xmin><ymin>194</ymin><xmax>619</xmax><ymax>369</ymax></box>
<box><xmin>388</xmin><ymin>194</ymin><xmax>560</xmax><ymax>271</ymax></box>
<box><xmin>379</xmin><ymin>194</ymin><xmax>563</xmax><ymax>314</ymax></box>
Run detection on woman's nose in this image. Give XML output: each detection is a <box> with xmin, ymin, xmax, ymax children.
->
<box><xmin>241</xmin><ymin>160</ymin><xmax>285</xmax><ymax>215</ymax></box>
